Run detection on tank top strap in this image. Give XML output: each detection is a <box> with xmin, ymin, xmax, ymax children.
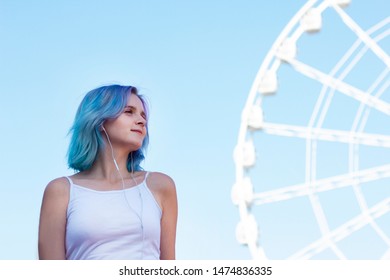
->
<box><xmin>140</xmin><ymin>171</ymin><xmax>162</xmax><ymax>214</ymax></box>
<box><xmin>64</xmin><ymin>176</ymin><xmax>74</xmax><ymax>186</ymax></box>
<box><xmin>64</xmin><ymin>176</ymin><xmax>75</xmax><ymax>201</ymax></box>
<box><xmin>143</xmin><ymin>171</ymin><xmax>150</xmax><ymax>183</ymax></box>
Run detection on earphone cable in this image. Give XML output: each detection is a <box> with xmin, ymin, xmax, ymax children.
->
<box><xmin>102</xmin><ymin>127</ymin><xmax>145</xmax><ymax>259</ymax></box>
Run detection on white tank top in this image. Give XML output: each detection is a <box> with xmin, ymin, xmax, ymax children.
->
<box><xmin>65</xmin><ymin>172</ymin><xmax>162</xmax><ymax>260</ymax></box>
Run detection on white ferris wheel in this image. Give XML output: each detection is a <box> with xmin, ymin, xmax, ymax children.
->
<box><xmin>232</xmin><ymin>0</ymin><xmax>390</xmax><ymax>259</ymax></box>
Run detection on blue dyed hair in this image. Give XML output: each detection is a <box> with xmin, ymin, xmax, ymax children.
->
<box><xmin>67</xmin><ymin>84</ymin><xmax>149</xmax><ymax>172</ymax></box>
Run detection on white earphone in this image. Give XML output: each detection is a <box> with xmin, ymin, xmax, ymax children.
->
<box><xmin>101</xmin><ymin>125</ymin><xmax>120</xmax><ymax>171</ymax></box>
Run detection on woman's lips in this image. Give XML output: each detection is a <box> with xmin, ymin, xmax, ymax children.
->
<box><xmin>131</xmin><ymin>129</ymin><xmax>143</xmax><ymax>135</ymax></box>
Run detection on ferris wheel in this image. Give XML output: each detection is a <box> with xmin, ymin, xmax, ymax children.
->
<box><xmin>232</xmin><ymin>0</ymin><xmax>390</xmax><ymax>259</ymax></box>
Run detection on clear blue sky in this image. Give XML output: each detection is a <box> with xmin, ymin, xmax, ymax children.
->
<box><xmin>0</xmin><ymin>0</ymin><xmax>389</xmax><ymax>260</ymax></box>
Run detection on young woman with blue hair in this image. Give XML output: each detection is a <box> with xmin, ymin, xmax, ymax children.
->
<box><xmin>38</xmin><ymin>85</ymin><xmax>177</xmax><ymax>260</ymax></box>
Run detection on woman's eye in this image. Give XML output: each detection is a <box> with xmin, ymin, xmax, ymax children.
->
<box><xmin>124</xmin><ymin>110</ymin><xmax>133</xmax><ymax>114</ymax></box>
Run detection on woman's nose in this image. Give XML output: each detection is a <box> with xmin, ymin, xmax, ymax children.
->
<box><xmin>136</xmin><ymin>116</ymin><xmax>146</xmax><ymax>127</ymax></box>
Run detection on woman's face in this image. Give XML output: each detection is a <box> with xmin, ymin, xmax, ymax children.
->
<box><xmin>103</xmin><ymin>93</ymin><xmax>147</xmax><ymax>151</ymax></box>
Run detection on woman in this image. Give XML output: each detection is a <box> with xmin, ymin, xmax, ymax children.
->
<box><xmin>38</xmin><ymin>85</ymin><xmax>177</xmax><ymax>260</ymax></box>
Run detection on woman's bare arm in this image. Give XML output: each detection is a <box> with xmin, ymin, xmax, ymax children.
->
<box><xmin>148</xmin><ymin>172</ymin><xmax>178</xmax><ymax>260</ymax></box>
<box><xmin>38</xmin><ymin>177</ymin><xmax>69</xmax><ymax>260</ymax></box>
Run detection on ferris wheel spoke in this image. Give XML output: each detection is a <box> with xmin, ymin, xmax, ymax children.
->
<box><xmin>287</xmin><ymin>197</ymin><xmax>390</xmax><ymax>259</ymax></box>
<box><xmin>277</xmin><ymin>56</ymin><xmax>390</xmax><ymax>116</ymax></box>
<box><xmin>308</xmin><ymin>20</ymin><xmax>390</xmax><ymax>129</ymax></box>
<box><xmin>259</xmin><ymin>122</ymin><xmax>390</xmax><ymax>148</ymax></box>
<box><xmin>352</xmin><ymin>70</ymin><xmax>390</xmax><ymax>132</ymax></box>
<box><xmin>329</xmin><ymin>3</ymin><xmax>390</xmax><ymax>68</ymax></box>
<box><xmin>253</xmin><ymin>164</ymin><xmax>390</xmax><ymax>205</ymax></box>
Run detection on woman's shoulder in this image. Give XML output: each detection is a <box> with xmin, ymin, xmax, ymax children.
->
<box><xmin>43</xmin><ymin>177</ymin><xmax>71</xmax><ymax>199</ymax></box>
<box><xmin>146</xmin><ymin>171</ymin><xmax>176</xmax><ymax>191</ymax></box>
<box><xmin>145</xmin><ymin>172</ymin><xmax>177</xmax><ymax>212</ymax></box>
